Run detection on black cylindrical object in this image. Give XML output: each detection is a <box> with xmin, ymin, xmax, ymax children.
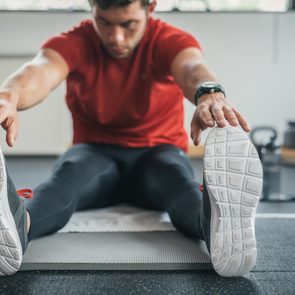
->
<box><xmin>260</xmin><ymin>141</ymin><xmax>281</xmax><ymax>200</ymax></box>
<box><xmin>250</xmin><ymin>126</ymin><xmax>281</xmax><ymax>201</ymax></box>
<box><xmin>283</xmin><ymin>121</ymin><xmax>295</xmax><ymax>148</ymax></box>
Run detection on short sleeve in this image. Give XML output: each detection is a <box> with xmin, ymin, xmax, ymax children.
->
<box><xmin>154</xmin><ymin>24</ymin><xmax>202</xmax><ymax>73</ymax></box>
<box><xmin>41</xmin><ymin>23</ymin><xmax>88</xmax><ymax>72</ymax></box>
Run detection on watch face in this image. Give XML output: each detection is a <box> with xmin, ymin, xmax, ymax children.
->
<box><xmin>194</xmin><ymin>82</ymin><xmax>225</xmax><ymax>105</ymax></box>
<box><xmin>203</xmin><ymin>83</ymin><xmax>217</xmax><ymax>89</ymax></box>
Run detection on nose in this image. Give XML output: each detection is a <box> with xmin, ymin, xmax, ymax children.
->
<box><xmin>108</xmin><ymin>26</ymin><xmax>125</xmax><ymax>46</ymax></box>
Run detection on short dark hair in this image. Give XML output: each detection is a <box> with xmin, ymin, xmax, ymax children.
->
<box><xmin>89</xmin><ymin>0</ymin><xmax>152</xmax><ymax>10</ymax></box>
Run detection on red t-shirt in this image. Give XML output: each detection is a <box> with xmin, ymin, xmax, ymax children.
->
<box><xmin>42</xmin><ymin>17</ymin><xmax>201</xmax><ymax>151</ymax></box>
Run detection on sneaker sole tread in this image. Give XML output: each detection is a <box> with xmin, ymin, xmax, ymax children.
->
<box><xmin>204</xmin><ymin>126</ymin><xmax>263</xmax><ymax>277</ymax></box>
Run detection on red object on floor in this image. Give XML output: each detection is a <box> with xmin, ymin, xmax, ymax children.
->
<box><xmin>199</xmin><ymin>184</ymin><xmax>203</xmax><ymax>192</ymax></box>
<box><xmin>17</xmin><ymin>189</ymin><xmax>33</xmax><ymax>199</ymax></box>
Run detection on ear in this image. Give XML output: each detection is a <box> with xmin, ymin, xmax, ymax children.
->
<box><xmin>147</xmin><ymin>0</ymin><xmax>157</xmax><ymax>14</ymax></box>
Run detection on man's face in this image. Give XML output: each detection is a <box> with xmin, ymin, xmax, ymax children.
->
<box><xmin>92</xmin><ymin>1</ymin><xmax>153</xmax><ymax>59</ymax></box>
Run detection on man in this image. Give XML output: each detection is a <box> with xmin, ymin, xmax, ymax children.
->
<box><xmin>0</xmin><ymin>0</ymin><xmax>262</xmax><ymax>277</ymax></box>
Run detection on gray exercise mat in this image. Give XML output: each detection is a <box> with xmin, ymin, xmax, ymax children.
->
<box><xmin>20</xmin><ymin>232</ymin><xmax>212</xmax><ymax>271</ymax></box>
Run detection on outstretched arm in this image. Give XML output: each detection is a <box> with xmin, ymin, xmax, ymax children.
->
<box><xmin>171</xmin><ymin>47</ymin><xmax>250</xmax><ymax>146</ymax></box>
<box><xmin>0</xmin><ymin>48</ymin><xmax>69</xmax><ymax>146</ymax></box>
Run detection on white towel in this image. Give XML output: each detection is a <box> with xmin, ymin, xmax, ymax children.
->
<box><xmin>58</xmin><ymin>204</ymin><xmax>176</xmax><ymax>233</ymax></box>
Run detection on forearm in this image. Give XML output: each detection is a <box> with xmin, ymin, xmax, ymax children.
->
<box><xmin>183</xmin><ymin>61</ymin><xmax>218</xmax><ymax>103</ymax></box>
<box><xmin>1</xmin><ymin>63</ymin><xmax>53</xmax><ymax>110</ymax></box>
<box><xmin>171</xmin><ymin>48</ymin><xmax>219</xmax><ymax>104</ymax></box>
<box><xmin>0</xmin><ymin>49</ymin><xmax>69</xmax><ymax>110</ymax></box>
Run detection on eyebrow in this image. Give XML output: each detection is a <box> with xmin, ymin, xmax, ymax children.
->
<box><xmin>97</xmin><ymin>16</ymin><xmax>138</xmax><ymax>26</ymax></box>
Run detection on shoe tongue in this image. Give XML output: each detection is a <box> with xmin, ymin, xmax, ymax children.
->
<box><xmin>17</xmin><ymin>189</ymin><xmax>33</xmax><ymax>199</ymax></box>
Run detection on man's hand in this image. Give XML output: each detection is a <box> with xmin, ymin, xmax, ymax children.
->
<box><xmin>0</xmin><ymin>91</ymin><xmax>19</xmax><ymax>147</ymax></box>
<box><xmin>191</xmin><ymin>93</ymin><xmax>251</xmax><ymax>146</ymax></box>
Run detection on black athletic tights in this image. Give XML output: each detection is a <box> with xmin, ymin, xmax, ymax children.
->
<box><xmin>25</xmin><ymin>143</ymin><xmax>204</xmax><ymax>241</ymax></box>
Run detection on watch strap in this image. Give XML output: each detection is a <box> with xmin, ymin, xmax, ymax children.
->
<box><xmin>194</xmin><ymin>82</ymin><xmax>226</xmax><ymax>105</ymax></box>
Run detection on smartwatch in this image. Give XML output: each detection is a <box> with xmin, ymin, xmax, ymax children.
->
<box><xmin>194</xmin><ymin>82</ymin><xmax>226</xmax><ymax>105</ymax></box>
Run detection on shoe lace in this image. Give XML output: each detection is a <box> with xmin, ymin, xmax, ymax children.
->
<box><xmin>17</xmin><ymin>189</ymin><xmax>33</xmax><ymax>199</ymax></box>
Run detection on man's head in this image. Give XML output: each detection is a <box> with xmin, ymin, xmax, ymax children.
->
<box><xmin>89</xmin><ymin>0</ymin><xmax>152</xmax><ymax>10</ymax></box>
<box><xmin>90</xmin><ymin>0</ymin><xmax>156</xmax><ymax>59</ymax></box>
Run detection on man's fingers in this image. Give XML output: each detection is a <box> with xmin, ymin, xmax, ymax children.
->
<box><xmin>191</xmin><ymin>123</ymin><xmax>203</xmax><ymax>146</ymax></box>
<box><xmin>197</xmin><ymin>103</ymin><xmax>215</xmax><ymax>128</ymax></box>
<box><xmin>211</xmin><ymin>103</ymin><xmax>227</xmax><ymax>127</ymax></box>
<box><xmin>192</xmin><ymin>100</ymin><xmax>250</xmax><ymax>147</ymax></box>
<box><xmin>191</xmin><ymin>113</ymin><xmax>206</xmax><ymax>146</ymax></box>
<box><xmin>0</xmin><ymin>98</ymin><xmax>19</xmax><ymax>147</ymax></box>
<box><xmin>223</xmin><ymin>105</ymin><xmax>239</xmax><ymax>126</ymax></box>
<box><xmin>0</xmin><ymin>107</ymin><xmax>10</xmax><ymax>124</ymax></box>
<box><xmin>232</xmin><ymin>107</ymin><xmax>251</xmax><ymax>132</ymax></box>
<box><xmin>5</xmin><ymin>118</ymin><xmax>19</xmax><ymax>147</ymax></box>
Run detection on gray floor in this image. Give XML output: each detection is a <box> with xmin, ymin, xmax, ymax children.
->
<box><xmin>0</xmin><ymin>156</ymin><xmax>294</xmax><ymax>295</ymax></box>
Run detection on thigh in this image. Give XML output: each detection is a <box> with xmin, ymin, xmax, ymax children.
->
<box><xmin>51</xmin><ymin>143</ymin><xmax>121</xmax><ymax>210</ymax></box>
<box><xmin>125</xmin><ymin>145</ymin><xmax>197</xmax><ymax>210</ymax></box>
<box><xmin>25</xmin><ymin>143</ymin><xmax>122</xmax><ymax>239</ymax></box>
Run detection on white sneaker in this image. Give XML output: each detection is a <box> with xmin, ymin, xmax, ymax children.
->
<box><xmin>0</xmin><ymin>146</ymin><xmax>32</xmax><ymax>276</ymax></box>
<box><xmin>201</xmin><ymin>125</ymin><xmax>263</xmax><ymax>277</ymax></box>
